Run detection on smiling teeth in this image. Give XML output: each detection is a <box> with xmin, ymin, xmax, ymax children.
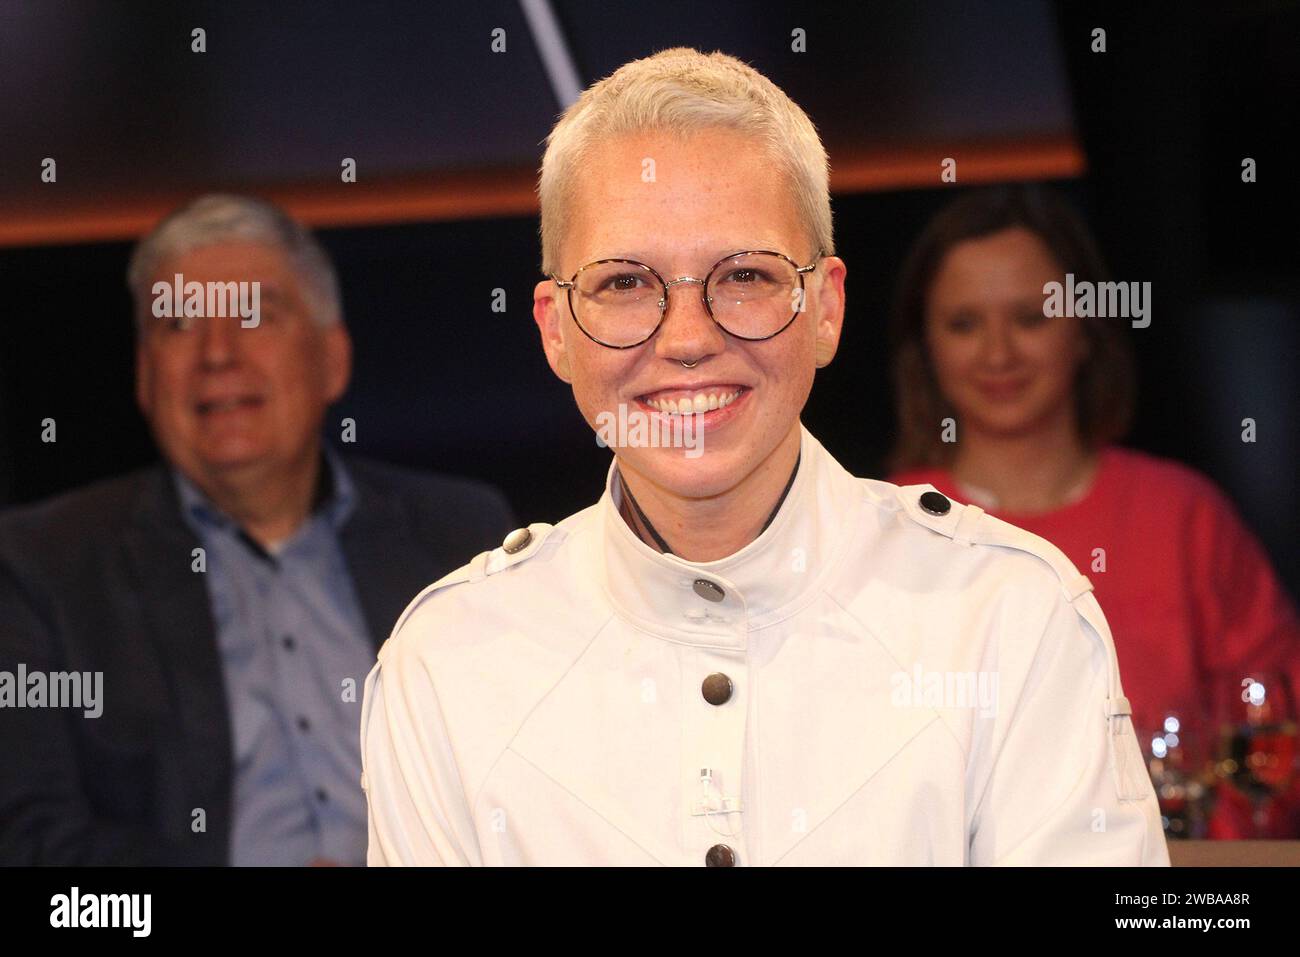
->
<box><xmin>644</xmin><ymin>390</ymin><xmax>742</xmax><ymax>414</ymax></box>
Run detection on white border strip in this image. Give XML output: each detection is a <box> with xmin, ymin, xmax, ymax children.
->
<box><xmin>519</xmin><ymin>0</ymin><xmax>584</xmax><ymax>109</ymax></box>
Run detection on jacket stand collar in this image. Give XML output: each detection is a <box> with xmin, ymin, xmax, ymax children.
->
<box><xmin>596</xmin><ymin>424</ymin><xmax>862</xmax><ymax>650</ymax></box>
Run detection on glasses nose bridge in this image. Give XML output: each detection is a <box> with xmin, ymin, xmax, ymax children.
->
<box><xmin>663</xmin><ymin>275</ymin><xmax>705</xmax><ymax>289</ymax></box>
<box><xmin>659</xmin><ymin>274</ymin><xmax>710</xmax><ymax>312</ymax></box>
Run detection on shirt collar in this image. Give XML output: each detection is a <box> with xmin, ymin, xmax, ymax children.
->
<box><xmin>595</xmin><ymin>424</ymin><xmax>863</xmax><ymax>650</ymax></box>
<box><xmin>174</xmin><ymin>445</ymin><xmax>356</xmax><ymax>540</ymax></box>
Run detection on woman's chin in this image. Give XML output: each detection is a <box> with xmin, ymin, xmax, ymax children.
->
<box><xmin>616</xmin><ymin>445</ymin><xmax>742</xmax><ymax>500</ymax></box>
<box><xmin>965</xmin><ymin>406</ymin><xmax>1057</xmax><ymax>439</ymax></box>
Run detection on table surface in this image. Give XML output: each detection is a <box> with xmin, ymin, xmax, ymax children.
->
<box><xmin>1168</xmin><ymin>840</ymin><xmax>1300</xmax><ymax>866</ymax></box>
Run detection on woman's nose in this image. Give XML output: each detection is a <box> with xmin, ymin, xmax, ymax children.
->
<box><xmin>653</xmin><ymin>278</ymin><xmax>726</xmax><ymax>363</ymax></box>
<box><xmin>977</xmin><ymin>318</ymin><xmax>1017</xmax><ymax>368</ymax></box>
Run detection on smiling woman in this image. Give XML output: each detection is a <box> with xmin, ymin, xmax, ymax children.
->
<box><xmin>360</xmin><ymin>48</ymin><xmax>1170</xmax><ymax>868</ymax></box>
<box><xmin>534</xmin><ymin>128</ymin><xmax>833</xmax><ymax>549</ymax></box>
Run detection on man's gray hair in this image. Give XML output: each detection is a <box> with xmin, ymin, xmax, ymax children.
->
<box><xmin>126</xmin><ymin>193</ymin><xmax>343</xmax><ymax>329</ymax></box>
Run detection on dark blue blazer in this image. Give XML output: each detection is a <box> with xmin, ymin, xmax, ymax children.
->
<box><xmin>0</xmin><ymin>456</ymin><xmax>515</xmax><ymax>864</ymax></box>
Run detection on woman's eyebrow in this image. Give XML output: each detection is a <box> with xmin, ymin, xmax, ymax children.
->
<box><xmin>594</xmin><ymin>243</ymin><xmax>780</xmax><ymax>264</ymax></box>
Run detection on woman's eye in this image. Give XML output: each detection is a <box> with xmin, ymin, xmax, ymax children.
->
<box><xmin>603</xmin><ymin>274</ymin><xmax>645</xmax><ymax>292</ymax></box>
<box><xmin>720</xmin><ymin>268</ymin><xmax>775</xmax><ymax>285</ymax></box>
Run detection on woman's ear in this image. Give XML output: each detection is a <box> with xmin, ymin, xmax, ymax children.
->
<box><xmin>533</xmin><ymin>279</ymin><xmax>572</xmax><ymax>383</ymax></box>
<box><xmin>813</xmin><ymin>256</ymin><xmax>847</xmax><ymax>369</ymax></box>
<box><xmin>814</xmin><ymin>339</ymin><xmax>837</xmax><ymax>368</ymax></box>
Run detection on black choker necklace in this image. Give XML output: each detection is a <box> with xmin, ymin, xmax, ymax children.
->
<box><xmin>618</xmin><ymin>452</ymin><xmax>802</xmax><ymax>557</ymax></box>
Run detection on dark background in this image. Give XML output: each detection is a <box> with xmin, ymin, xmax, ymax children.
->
<box><xmin>0</xmin><ymin>1</ymin><xmax>1296</xmax><ymax>592</ymax></box>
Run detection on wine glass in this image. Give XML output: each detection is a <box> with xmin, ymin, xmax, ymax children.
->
<box><xmin>1207</xmin><ymin>671</ymin><xmax>1299</xmax><ymax>838</ymax></box>
<box><xmin>1144</xmin><ymin>711</ymin><xmax>1212</xmax><ymax>839</ymax></box>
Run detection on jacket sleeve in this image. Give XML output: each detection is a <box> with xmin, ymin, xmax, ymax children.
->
<box><xmin>968</xmin><ymin>584</ymin><xmax>1170</xmax><ymax>866</ymax></box>
<box><xmin>0</xmin><ymin>557</ymin><xmax>185</xmax><ymax>865</ymax></box>
<box><xmin>360</xmin><ymin>640</ymin><xmax>481</xmax><ymax>866</ymax></box>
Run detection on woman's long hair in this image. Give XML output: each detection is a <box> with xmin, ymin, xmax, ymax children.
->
<box><xmin>888</xmin><ymin>183</ymin><xmax>1137</xmax><ymax>472</ymax></box>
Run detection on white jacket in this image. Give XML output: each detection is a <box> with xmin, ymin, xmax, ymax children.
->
<box><xmin>361</xmin><ymin>426</ymin><xmax>1169</xmax><ymax>866</ymax></box>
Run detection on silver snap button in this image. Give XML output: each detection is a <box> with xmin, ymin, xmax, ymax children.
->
<box><xmin>502</xmin><ymin>527</ymin><xmax>532</xmax><ymax>554</ymax></box>
<box><xmin>692</xmin><ymin>579</ymin><xmax>725</xmax><ymax>602</ymax></box>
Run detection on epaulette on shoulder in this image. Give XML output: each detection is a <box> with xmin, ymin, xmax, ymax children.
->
<box><xmin>894</xmin><ymin>484</ymin><xmax>1149</xmax><ymax>801</ymax></box>
<box><xmin>388</xmin><ymin>522</ymin><xmax>556</xmax><ymax>637</ymax></box>
<box><xmin>894</xmin><ymin>486</ymin><xmax>1093</xmax><ymax>603</ymax></box>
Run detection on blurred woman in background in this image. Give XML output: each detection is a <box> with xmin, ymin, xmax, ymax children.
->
<box><xmin>887</xmin><ymin>184</ymin><xmax>1300</xmax><ymax>837</ymax></box>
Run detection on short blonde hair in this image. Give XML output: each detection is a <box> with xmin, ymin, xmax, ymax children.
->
<box><xmin>538</xmin><ymin>47</ymin><xmax>834</xmax><ymax>276</ymax></box>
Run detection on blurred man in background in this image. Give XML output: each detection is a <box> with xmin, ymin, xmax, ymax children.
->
<box><xmin>0</xmin><ymin>195</ymin><xmax>515</xmax><ymax>864</ymax></box>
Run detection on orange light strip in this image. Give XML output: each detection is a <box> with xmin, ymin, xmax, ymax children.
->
<box><xmin>831</xmin><ymin>135</ymin><xmax>1086</xmax><ymax>193</ymax></box>
<box><xmin>0</xmin><ymin>136</ymin><xmax>1084</xmax><ymax>248</ymax></box>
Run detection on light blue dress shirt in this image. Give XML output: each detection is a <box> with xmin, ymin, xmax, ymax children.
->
<box><xmin>175</xmin><ymin>450</ymin><xmax>374</xmax><ymax>866</ymax></box>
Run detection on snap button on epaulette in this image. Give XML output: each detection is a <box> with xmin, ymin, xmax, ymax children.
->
<box><xmin>919</xmin><ymin>491</ymin><xmax>951</xmax><ymax>516</ymax></box>
<box><xmin>502</xmin><ymin>527</ymin><xmax>533</xmax><ymax>554</ymax></box>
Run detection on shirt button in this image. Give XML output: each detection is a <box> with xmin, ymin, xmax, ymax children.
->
<box><xmin>705</xmin><ymin>844</ymin><xmax>737</xmax><ymax>867</ymax></box>
<box><xmin>701</xmin><ymin>673</ymin><xmax>733</xmax><ymax>706</ymax></box>
<box><xmin>297</xmin><ymin>715</ymin><xmax>311</xmax><ymax>733</ymax></box>
<box><xmin>692</xmin><ymin>579</ymin><xmax>725</xmax><ymax>602</ymax></box>
<box><xmin>315</xmin><ymin>788</ymin><xmax>329</xmax><ymax>804</ymax></box>
<box><xmin>281</xmin><ymin>634</ymin><xmax>296</xmax><ymax>651</ymax></box>
<box><xmin>919</xmin><ymin>490</ymin><xmax>951</xmax><ymax>516</ymax></box>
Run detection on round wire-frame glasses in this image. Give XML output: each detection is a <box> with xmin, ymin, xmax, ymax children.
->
<box><xmin>551</xmin><ymin>248</ymin><xmax>823</xmax><ymax>349</ymax></box>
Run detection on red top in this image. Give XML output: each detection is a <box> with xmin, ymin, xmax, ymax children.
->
<box><xmin>891</xmin><ymin>448</ymin><xmax>1300</xmax><ymax>746</ymax></box>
